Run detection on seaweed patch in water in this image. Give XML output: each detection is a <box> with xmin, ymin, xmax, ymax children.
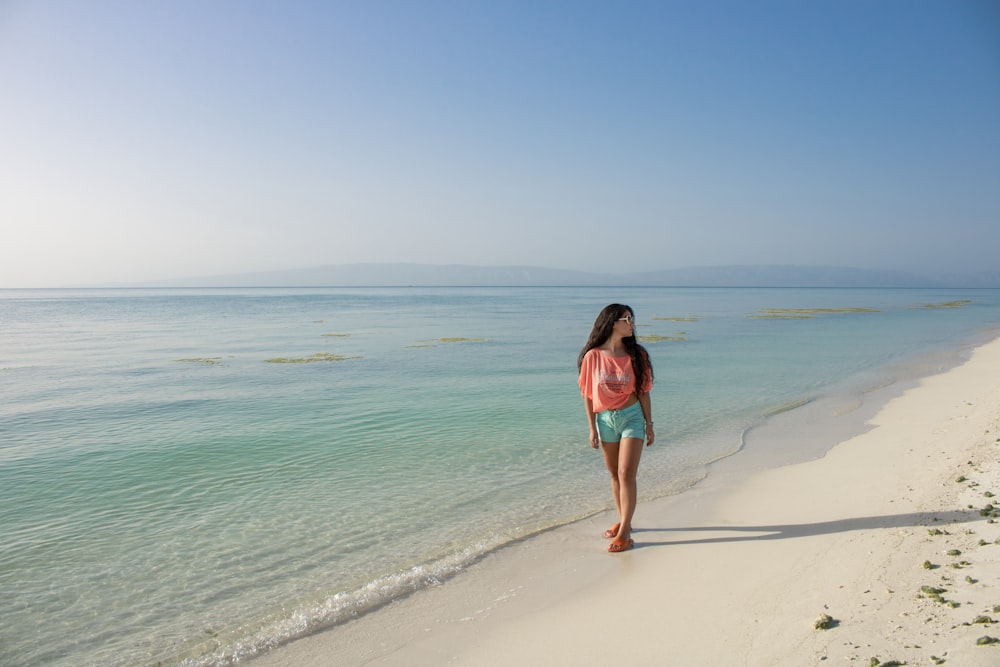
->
<box><xmin>264</xmin><ymin>353</ymin><xmax>362</xmax><ymax>363</ymax></box>
<box><xmin>408</xmin><ymin>337</ymin><xmax>489</xmax><ymax>348</ymax></box>
<box><xmin>652</xmin><ymin>316</ymin><xmax>699</xmax><ymax>322</ymax></box>
<box><xmin>747</xmin><ymin>307</ymin><xmax>881</xmax><ymax>319</ymax></box>
<box><xmin>638</xmin><ymin>333</ymin><xmax>688</xmax><ymax>343</ymax></box>
<box><xmin>321</xmin><ymin>333</ymin><xmax>352</xmax><ymax>338</ymax></box>
<box><xmin>175</xmin><ymin>357</ymin><xmax>224</xmax><ymax>366</ymax></box>
<box><xmin>914</xmin><ymin>300</ymin><xmax>973</xmax><ymax>309</ymax></box>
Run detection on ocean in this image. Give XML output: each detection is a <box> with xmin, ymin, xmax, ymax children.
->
<box><xmin>2</xmin><ymin>286</ymin><xmax>999</xmax><ymax>666</ymax></box>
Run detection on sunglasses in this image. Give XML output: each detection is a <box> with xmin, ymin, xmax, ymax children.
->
<box><xmin>617</xmin><ymin>314</ymin><xmax>634</xmax><ymax>324</ymax></box>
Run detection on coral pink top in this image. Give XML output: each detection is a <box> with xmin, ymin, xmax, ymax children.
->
<box><xmin>578</xmin><ymin>349</ymin><xmax>651</xmax><ymax>413</ymax></box>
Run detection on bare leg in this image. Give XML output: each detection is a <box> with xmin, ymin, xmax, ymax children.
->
<box><xmin>600</xmin><ymin>440</ymin><xmax>623</xmax><ymax>524</ymax></box>
<box><xmin>602</xmin><ymin>437</ymin><xmax>644</xmax><ymax>549</ymax></box>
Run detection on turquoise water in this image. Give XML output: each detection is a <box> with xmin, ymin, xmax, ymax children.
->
<box><xmin>2</xmin><ymin>287</ymin><xmax>999</xmax><ymax>666</ymax></box>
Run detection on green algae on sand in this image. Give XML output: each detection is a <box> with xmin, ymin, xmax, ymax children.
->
<box><xmin>813</xmin><ymin>613</ymin><xmax>836</xmax><ymax>630</ymax></box>
<box><xmin>264</xmin><ymin>353</ymin><xmax>362</xmax><ymax>363</ymax></box>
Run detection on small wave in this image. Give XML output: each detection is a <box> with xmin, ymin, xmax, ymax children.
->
<box><xmin>832</xmin><ymin>397</ymin><xmax>864</xmax><ymax>417</ymax></box>
<box><xmin>861</xmin><ymin>380</ymin><xmax>894</xmax><ymax>395</ymax></box>
<box><xmin>765</xmin><ymin>397</ymin><xmax>814</xmax><ymax>417</ymax></box>
<box><xmin>173</xmin><ymin>526</ymin><xmax>571</xmax><ymax>666</ymax></box>
<box><xmin>730</xmin><ymin>397</ymin><xmax>815</xmax><ymax>458</ymax></box>
<box><xmin>173</xmin><ymin>555</ymin><xmax>469</xmax><ymax>665</ymax></box>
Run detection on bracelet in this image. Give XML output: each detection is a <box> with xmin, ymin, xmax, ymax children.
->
<box><xmin>646</xmin><ymin>421</ymin><xmax>654</xmax><ymax>425</ymax></box>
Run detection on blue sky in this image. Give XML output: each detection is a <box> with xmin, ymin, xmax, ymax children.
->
<box><xmin>1</xmin><ymin>0</ymin><xmax>997</xmax><ymax>286</ymax></box>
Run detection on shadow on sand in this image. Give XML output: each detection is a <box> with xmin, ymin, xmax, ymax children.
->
<box><xmin>634</xmin><ymin>510</ymin><xmax>980</xmax><ymax>548</ymax></box>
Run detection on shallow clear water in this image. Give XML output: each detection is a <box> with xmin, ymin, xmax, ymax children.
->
<box><xmin>2</xmin><ymin>286</ymin><xmax>998</xmax><ymax>666</ymax></box>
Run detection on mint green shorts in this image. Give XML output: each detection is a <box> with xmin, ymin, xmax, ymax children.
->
<box><xmin>595</xmin><ymin>402</ymin><xmax>646</xmax><ymax>443</ymax></box>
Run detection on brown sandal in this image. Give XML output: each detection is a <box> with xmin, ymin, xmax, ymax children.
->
<box><xmin>607</xmin><ymin>538</ymin><xmax>634</xmax><ymax>553</ymax></box>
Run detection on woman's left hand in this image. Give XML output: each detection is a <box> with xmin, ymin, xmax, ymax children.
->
<box><xmin>646</xmin><ymin>425</ymin><xmax>655</xmax><ymax>447</ymax></box>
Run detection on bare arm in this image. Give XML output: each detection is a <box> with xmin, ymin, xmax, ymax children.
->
<box><xmin>638</xmin><ymin>392</ymin><xmax>654</xmax><ymax>447</ymax></box>
<box><xmin>583</xmin><ymin>397</ymin><xmax>599</xmax><ymax>449</ymax></box>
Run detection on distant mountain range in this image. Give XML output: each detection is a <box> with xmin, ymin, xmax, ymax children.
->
<box><xmin>140</xmin><ymin>263</ymin><xmax>1000</xmax><ymax>288</ymax></box>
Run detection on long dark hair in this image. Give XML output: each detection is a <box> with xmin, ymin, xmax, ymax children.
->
<box><xmin>577</xmin><ymin>303</ymin><xmax>653</xmax><ymax>394</ymax></box>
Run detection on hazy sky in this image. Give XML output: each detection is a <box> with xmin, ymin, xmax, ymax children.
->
<box><xmin>1</xmin><ymin>1</ymin><xmax>998</xmax><ymax>287</ymax></box>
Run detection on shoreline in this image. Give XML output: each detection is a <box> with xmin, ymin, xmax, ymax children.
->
<box><xmin>252</xmin><ymin>334</ymin><xmax>1000</xmax><ymax>666</ymax></box>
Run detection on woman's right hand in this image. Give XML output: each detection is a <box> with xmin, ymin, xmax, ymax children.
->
<box><xmin>589</xmin><ymin>429</ymin><xmax>600</xmax><ymax>449</ymax></box>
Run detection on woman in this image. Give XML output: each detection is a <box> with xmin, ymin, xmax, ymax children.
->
<box><xmin>577</xmin><ymin>304</ymin><xmax>654</xmax><ymax>553</ymax></box>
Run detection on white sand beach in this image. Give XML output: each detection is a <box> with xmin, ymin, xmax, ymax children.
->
<box><xmin>253</xmin><ymin>336</ymin><xmax>1000</xmax><ymax>666</ymax></box>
